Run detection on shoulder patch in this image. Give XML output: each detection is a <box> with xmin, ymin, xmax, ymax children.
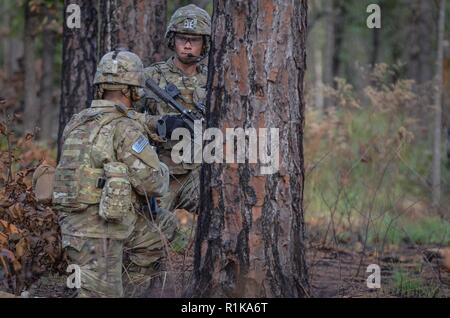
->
<box><xmin>132</xmin><ymin>135</ymin><xmax>150</xmax><ymax>154</ymax></box>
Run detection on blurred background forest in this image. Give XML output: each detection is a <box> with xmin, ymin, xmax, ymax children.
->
<box><xmin>0</xmin><ymin>0</ymin><xmax>449</xmax><ymax>297</ymax></box>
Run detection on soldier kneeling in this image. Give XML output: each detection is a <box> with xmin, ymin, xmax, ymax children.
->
<box><xmin>52</xmin><ymin>49</ymin><xmax>177</xmax><ymax>298</ymax></box>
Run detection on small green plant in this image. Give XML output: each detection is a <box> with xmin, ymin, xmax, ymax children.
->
<box><xmin>368</xmin><ymin>215</ymin><xmax>450</xmax><ymax>245</ymax></box>
<box><xmin>305</xmin><ymin>64</ymin><xmax>450</xmax><ymax>247</ymax></box>
<box><xmin>391</xmin><ymin>269</ymin><xmax>441</xmax><ymax>298</ymax></box>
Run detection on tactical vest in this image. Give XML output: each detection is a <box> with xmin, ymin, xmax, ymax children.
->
<box><xmin>152</xmin><ymin>59</ymin><xmax>207</xmax><ymax>112</ymax></box>
<box><xmin>52</xmin><ymin>108</ymin><xmax>125</xmax><ymax>212</ymax></box>
<box><xmin>149</xmin><ymin>59</ymin><xmax>207</xmax><ymax>174</ymax></box>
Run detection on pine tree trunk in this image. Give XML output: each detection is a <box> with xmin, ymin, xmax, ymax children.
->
<box><xmin>408</xmin><ymin>0</ymin><xmax>435</xmax><ymax>84</ymax></box>
<box><xmin>58</xmin><ymin>0</ymin><xmax>98</xmax><ymax>160</ymax></box>
<box><xmin>370</xmin><ymin>28</ymin><xmax>380</xmax><ymax>68</ymax></box>
<box><xmin>1</xmin><ymin>1</ymin><xmax>10</xmax><ymax>77</ymax></box>
<box><xmin>314</xmin><ymin>42</ymin><xmax>324</xmax><ymax>112</ymax></box>
<box><xmin>39</xmin><ymin>6</ymin><xmax>57</xmax><ymax>142</ymax></box>
<box><xmin>331</xmin><ymin>0</ymin><xmax>345</xmax><ymax>84</ymax></box>
<box><xmin>99</xmin><ymin>0</ymin><xmax>167</xmax><ymax>66</ymax></box>
<box><xmin>189</xmin><ymin>0</ymin><xmax>309</xmax><ymax>298</ymax></box>
<box><xmin>324</xmin><ymin>0</ymin><xmax>345</xmax><ymax>100</ymax></box>
<box><xmin>0</xmin><ymin>1</ymin><xmax>23</xmax><ymax>78</ymax></box>
<box><xmin>308</xmin><ymin>0</ymin><xmax>324</xmax><ymax>112</ymax></box>
<box><xmin>23</xmin><ymin>0</ymin><xmax>39</xmax><ymax>134</ymax></box>
<box><xmin>418</xmin><ymin>0</ymin><xmax>435</xmax><ymax>84</ymax></box>
<box><xmin>432</xmin><ymin>0</ymin><xmax>446</xmax><ymax>208</ymax></box>
<box><xmin>323</xmin><ymin>0</ymin><xmax>335</xmax><ymax>88</ymax></box>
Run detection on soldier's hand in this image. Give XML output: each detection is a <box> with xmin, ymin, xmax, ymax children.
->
<box><xmin>157</xmin><ymin>115</ymin><xmax>191</xmax><ymax>139</ymax></box>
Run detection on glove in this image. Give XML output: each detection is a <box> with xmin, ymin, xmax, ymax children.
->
<box><xmin>157</xmin><ymin>115</ymin><xmax>190</xmax><ymax>139</ymax></box>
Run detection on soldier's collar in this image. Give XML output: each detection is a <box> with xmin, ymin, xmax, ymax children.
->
<box><xmin>90</xmin><ymin>99</ymin><xmax>117</xmax><ymax>108</ymax></box>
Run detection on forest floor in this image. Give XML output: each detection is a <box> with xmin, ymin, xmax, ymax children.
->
<box><xmin>2</xmin><ymin>188</ymin><xmax>446</xmax><ymax>297</ymax></box>
<box><xmin>20</xmin><ymin>233</ymin><xmax>450</xmax><ymax>298</ymax></box>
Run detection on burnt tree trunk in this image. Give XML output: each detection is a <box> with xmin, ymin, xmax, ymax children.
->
<box><xmin>99</xmin><ymin>0</ymin><xmax>167</xmax><ymax>66</ymax></box>
<box><xmin>58</xmin><ymin>0</ymin><xmax>98</xmax><ymax>160</ymax></box>
<box><xmin>189</xmin><ymin>0</ymin><xmax>309</xmax><ymax>298</ymax></box>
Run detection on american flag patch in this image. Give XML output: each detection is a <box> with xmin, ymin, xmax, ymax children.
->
<box><xmin>132</xmin><ymin>136</ymin><xmax>149</xmax><ymax>154</ymax></box>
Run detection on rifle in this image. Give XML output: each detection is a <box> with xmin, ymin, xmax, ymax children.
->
<box><xmin>165</xmin><ymin>82</ymin><xmax>206</xmax><ymax>116</ymax></box>
<box><xmin>144</xmin><ymin>78</ymin><xmax>204</xmax><ymax>133</ymax></box>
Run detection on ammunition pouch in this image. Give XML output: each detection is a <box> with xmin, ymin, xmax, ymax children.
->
<box><xmin>52</xmin><ymin>165</ymin><xmax>104</xmax><ymax>212</ymax></box>
<box><xmin>98</xmin><ymin>162</ymin><xmax>132</xmax><ymax>223</ymax></box>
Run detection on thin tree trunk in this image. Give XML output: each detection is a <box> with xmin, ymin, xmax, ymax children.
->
<box><xmin>418</xmin><ymin>0</ymin><xmax>435</xmax><ymax>84</ymax></box>
<box><xmin>323</xmin><ymin>0</ymin><xmax>334</xmax><ymax>88</ymax></box>
<box><xmin>332</xmin><ymin>1</ymin><xmax>345</xmax><ymax>83</ymax></box>
<box><xmin>99</xmin><ymin>0</ymin><xmax>167</xmax><ymax>66</ymax></box>
<box><xmin>314</xmin><ymin>42</ymin><xmax>324</xmax><ymax>112</ymax></box>
<box><xmin>408</xmin><ymin>0</ymin><xmax>435</xmax><ymax>84</ymax></box>
<box><xmin>0</xmin><ymin>1</ymin><xmax>23</xmax><ymax>77</ymax></box>
<box><xmin>432</xmin><ymin>0</ymin><xmax>446</xmax><ymax>208</ymax></box>
<box><xmin>189</xmin><ymin>0</ymin><xmax>309</xmax><ymax>298</ymax></box>
<box><xmin>1</xmin><ymin>1</ymin><xmax>11</xmax><ymax>77</ymax></box>
<box><xmin>58</xmin><ymin>0</ymin><xmax>98</xmax><ymax>160</ymax></box>
<box><xmin>370</xmin><ymin>28</ymin><xmax>380</xmax><ymax>68</ymax></box>
<box><xmin>310</xmin><ymin>0</ymin><xmax>324</xmax><ymax>113</ymax></box>
<box><xmin>23</xmin><ymin>0</ymin><xmax>39</xmax><ymax>134</ymax></box>
<box><xmin>39</xmin><ymin>9</ymin><xmax>57</xmax><ymax>142</ymax></box>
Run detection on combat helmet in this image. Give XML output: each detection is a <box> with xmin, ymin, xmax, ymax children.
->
<box><xmin>165</xmin><ymin>4</ymin><xmax>211</xmax><ymax>55</ymax></box>
<box><xmin>94</xmin><ymin>49</ymin><xmax>145</xmax><ymax>87</ymax></box>
<box><xmin>94</xmin><ymin>49</ymin><xmax>145</xmax><ymax>100</ymax></box>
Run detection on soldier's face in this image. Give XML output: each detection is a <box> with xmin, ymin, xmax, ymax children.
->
<box><xmin>174</xmin><ymin>33</ymin><xmax>204</xmax><ymax>63</ymax></box>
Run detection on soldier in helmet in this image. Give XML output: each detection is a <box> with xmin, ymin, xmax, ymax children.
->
<box><xmin>53</xmin><ymin>49</ymin><xmax>177</xmax><ymax>298</ymax></box>
<box><xmin>142</xmin><ymin>4</ymin><xmax>211</xmax><ymax>215</ymax></box>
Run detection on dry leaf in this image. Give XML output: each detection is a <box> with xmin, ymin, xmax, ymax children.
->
<box><xmin>15</xmin><ymin>238</ymin><xmax>28</xmax><ymax>259</ymax></box>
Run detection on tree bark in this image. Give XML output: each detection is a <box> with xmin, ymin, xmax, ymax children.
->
<box><xmin>370</xmin><ymin>28</ymin><xmax>380</xmax><ymax>68</ymax></box>
<box><xmin>323</xmin><ymin>0</ymin><xmax>335</xmax><ymax>88</ymax></box>
<box><xmin>23</xmin><ymin>0</ymin><xmax>39</xmax><ymax>134</ymax></box>
<box><xmin>407</xmin><ymin>0</ymin><xmax>435</xmax><ymax>84</ymax></box>
<box><xmin>308</xmin><ymin>0</ymin><xmax>324</xmax><ymax>112</ymax></box>
<box><xmin>431</xmin><ymin>0</ymin><xmax>445</xmax><ymax>208</ymax></box>
<box><xmin>58</xmin><ymin>0</ymin><xmax>98</xmax><ymax>160</ymax></box>
<box><xmin>99</xmin><ymin>0</ymin><xmax>167</xmax><ymax>66</ymax></box>
<box><xmin>314</xmin><ymin>45</ymin><xmax>324</xmax><ymax>112</ymax></box>
<box><xmin>0</xmin><ymin>1</ymin><xmax>23</xmax><ymax>77</ymax></box>
<box><xmin>39</xmin><ymin>5</ymin><xmax>58</xmax><ymax>142</ymax></box>
<box><xmin>324</xmin><ymin>0</ymin><xmax>345</xmax><ymax>105</ymax></box>
<box><xmin>331</xmin><ymin>0</ymin><xmax>345</xmax><ymax>84</ymax></box>
<box><xmin>189</xmin><ymin>0</ymin><xmax>309</xmax><ymax>298</ymax></box>
<box><xmin>417</xmin><ymin>0</ymin><xmax>435</xmax><ymax>84</ymax></box>
<box><xmin>1</xmin><ymin>1</ymin><xmax>11</xmax><ymax>77</ymax></box>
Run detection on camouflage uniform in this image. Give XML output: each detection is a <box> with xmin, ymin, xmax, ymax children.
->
<box><xmin>143</xmin><ymin>4</ymin><xmax>211</xmax><ymax>214</ymax></box>
<box><xmin>53</xmin><ymin>51</ymin><xmax>176</xmax><ymax>298</ymax></box>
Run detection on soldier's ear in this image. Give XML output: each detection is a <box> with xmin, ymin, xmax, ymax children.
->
<box><xmin>121</xmin><ymin>87</ymin><xmax>132</xmax><ymax>100</ymax></box>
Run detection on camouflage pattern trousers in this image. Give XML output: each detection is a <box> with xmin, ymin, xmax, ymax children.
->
<box><xmin>63</xmin><ymin>211</ymin><xmax>176</xmax><ymax>298</ymax></box>
<box><xmin>159</xmin><ymin>168</ymin><xmax>200</xmax><ymax>214</ymax></box>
